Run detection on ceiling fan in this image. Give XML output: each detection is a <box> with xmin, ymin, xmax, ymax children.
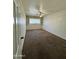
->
<box><xmin>35</xmin><ymin>0</ymin><xmax>48</xmax><ymax>17</ymax></box>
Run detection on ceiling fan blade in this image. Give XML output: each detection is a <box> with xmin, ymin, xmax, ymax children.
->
<box><xmin>35</xmin><ymin>0</ymin><xmax>48</xmax><ymax>17</ymax></box>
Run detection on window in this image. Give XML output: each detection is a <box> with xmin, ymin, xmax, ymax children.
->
<box><xmin>29</xmin><ymin>18</ymin><xmax>41</xmax><ymax>24</ymax></box>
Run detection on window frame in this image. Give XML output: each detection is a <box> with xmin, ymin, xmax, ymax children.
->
<box><xmin>29</xmin><ymin>17</ymin><xmax>41</xmax><ymax>24</ymax></box>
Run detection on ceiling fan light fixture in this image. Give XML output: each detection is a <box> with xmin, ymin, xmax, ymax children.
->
<box><xmin>40</xmin><ymin>15</ymin><xmax>42</xmax><ymax>17</ymax></box>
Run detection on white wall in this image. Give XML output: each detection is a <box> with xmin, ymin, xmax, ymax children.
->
<box><xmin>27</xmin><ymin>24</ymin><xmax>42</xmax><ymax>30</ymax></box>
<box><xmin>43</xmin><ymin>10</ymin><xmax>66</xmax><ymax>39</ymax></box>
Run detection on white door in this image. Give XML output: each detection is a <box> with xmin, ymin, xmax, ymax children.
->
<box><xmin>13</xmin><ymin>2</ymin><xmax>20</xmax><ymax>59</ymax></box>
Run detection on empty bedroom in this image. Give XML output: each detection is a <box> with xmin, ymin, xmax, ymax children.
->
<box><xmin>13</xmin><ymin>0</ymin><xmax>66</xmax><ymax>59</ymax></box>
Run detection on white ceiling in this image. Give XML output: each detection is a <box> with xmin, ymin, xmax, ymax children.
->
<box><xmin>21</xmin><ymin>0</ymin><xmax>66</xmax><ymax>17</ymax></box>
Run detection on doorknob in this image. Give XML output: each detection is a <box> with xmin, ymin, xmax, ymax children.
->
<box><xmin>20</xmin><ymin>37</ymin><xmax>24</xmax><ymax>39</ymax></box>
